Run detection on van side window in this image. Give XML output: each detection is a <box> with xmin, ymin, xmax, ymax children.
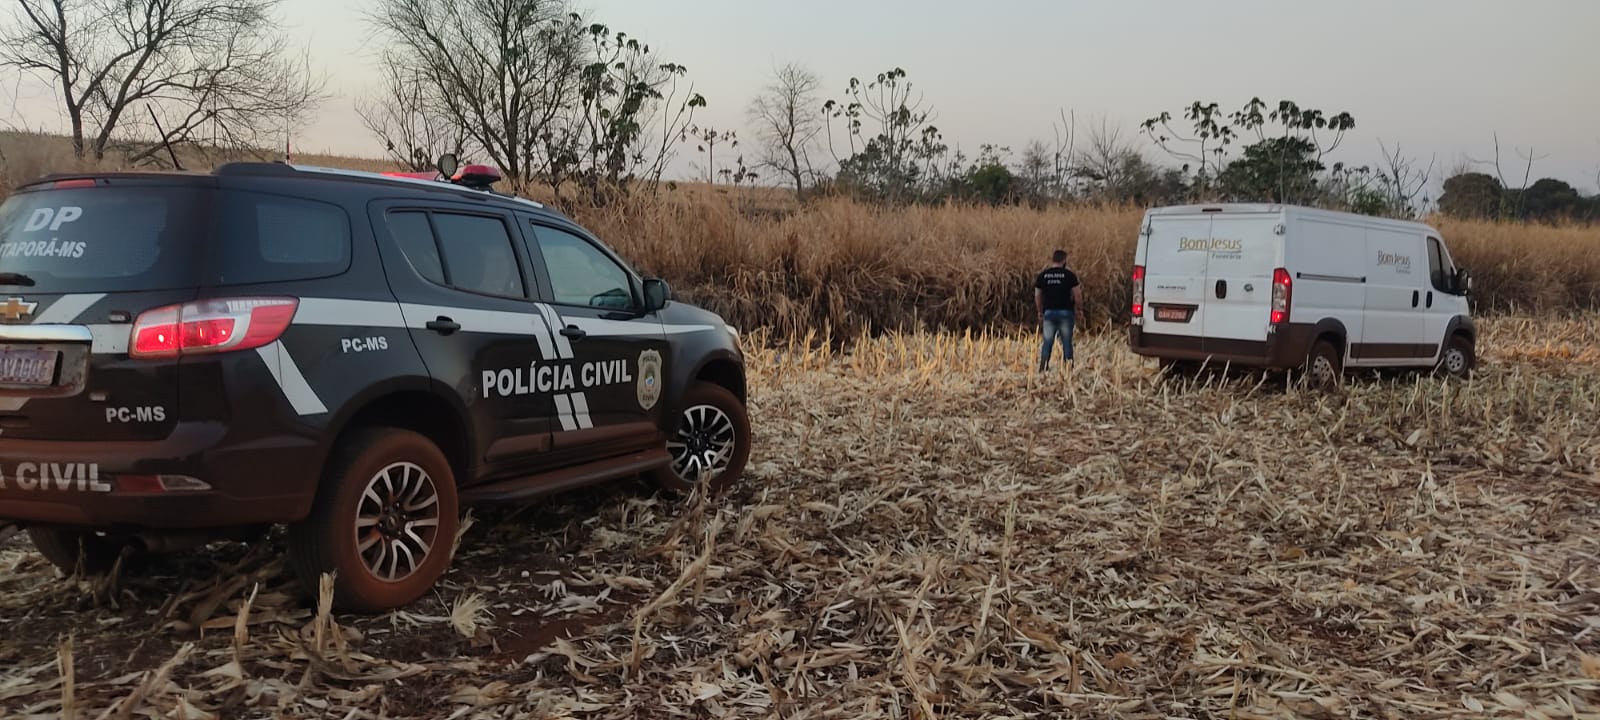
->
<box><xmin>1426</xmin><ymin>237</ymin><xmax>1454</xmax><ymax>293</ymax></box>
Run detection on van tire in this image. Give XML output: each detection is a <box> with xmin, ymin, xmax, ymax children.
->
<box><xmin>1305</xmin><ymin>339</ymin><xmax>1342</xmax><ymax>387</ymax></box>
<box><xmin>287</xmin><ymin>428</ymin><xmax>459</xmax><ymax>614</ymax></box>
<box><xmin>1439</xmin><ymin>334</ymin><xmax>1475</xmax><ymax>379</ymax></box>
<box><xmin>27</xmin><ymin>527</ymin><xmax>132</xmax><ymax>575</ymax></box>
<box><xmin>649</xmin><ymin>381</ymin><xmax>751</xmax><ymax>496</ymax></box>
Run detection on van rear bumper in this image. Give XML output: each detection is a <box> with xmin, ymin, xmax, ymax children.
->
<box><xmin>0</xmin><ymin>422</ymin><xmax>319</xmax><ymax>530</ymax></box>
<box><xmin>1129</xmin><ymin>323</ymin><xmax>1320</xmax><ymax>368</ymax></box>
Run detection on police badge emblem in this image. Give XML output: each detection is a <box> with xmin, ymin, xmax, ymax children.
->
<box><xmin>637</xmin><ymin>349</ymin><xmax>663</xmax><ymax>410</ymax></box>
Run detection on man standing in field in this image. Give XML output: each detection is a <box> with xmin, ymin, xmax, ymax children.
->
<box><xmin>1034</xmin><ymin>249</ymin><xmax>1082</xmax><ymax>371</ymax></box>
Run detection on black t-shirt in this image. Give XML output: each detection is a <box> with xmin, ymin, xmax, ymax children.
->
<box><xmin>1035</xmin><ymin>267</ymin><xmax>1079</xmax><ymax>310</ymax></box>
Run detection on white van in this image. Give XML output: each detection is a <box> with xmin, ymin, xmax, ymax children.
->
<box><xmin>1127</xmin><ymin>203</ymin><xmax>1475</xmax><ymax>382</ymax></box>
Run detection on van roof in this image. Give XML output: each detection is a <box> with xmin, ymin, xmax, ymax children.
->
<box><xmin>1145</xmin><ymin>202</ymin><xmax>1442</xmax><ymax>235</ymax></box>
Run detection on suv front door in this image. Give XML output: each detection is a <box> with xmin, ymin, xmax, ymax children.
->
<box><xmin>517</xmin><ymin>218</ymin><xmax>667</xmax><ymax>458</ymax></box>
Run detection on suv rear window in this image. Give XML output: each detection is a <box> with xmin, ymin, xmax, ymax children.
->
<box><xmin>0</xmin><ymin>185</ymin><xmax>351</xmax><ymax>292</ymax></box>
<box><xmin>0</xmin><ymin>185</ymin><xmax>204</xmax><ymax>292</ymax></box>
<box><xmin>212</xmin><ymin>191</ymin><xmax>351</xmax><ymax>286</ymax></box>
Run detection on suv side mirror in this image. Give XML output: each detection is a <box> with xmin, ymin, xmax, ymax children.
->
<box><xmin>436</xmin><ymin>153</ymin><xmax>459</xmax><ymax>178</ymax></box>
<box><xmin>642</xmin><ymin>277</ymin><xmax>671</xmax><ymax>312</ymax></box>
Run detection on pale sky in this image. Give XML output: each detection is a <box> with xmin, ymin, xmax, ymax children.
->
<box><xmin>6</xmin><ymin>0</ymin><xmax>1598</xmax><ymax>193</ymax></box>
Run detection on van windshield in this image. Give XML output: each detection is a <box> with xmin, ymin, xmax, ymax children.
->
<box><xmin>0</xmin><ymin>185</ymin><xmax>206</xmax><ymax>293</ymax></box>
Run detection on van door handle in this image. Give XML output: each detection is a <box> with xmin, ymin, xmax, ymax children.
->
<box><xmin>1215</xmin><ymin>280</ymin><xmax>1227</xmax><ymax>299</ymax></box>
<box><xmin>1411</xmin><ymin>291</ymin><xmax>1419</xmax><ymax>308</ymax></box>
<box><xmin>1426</xmin><ymin>291</ymin><xmax>1433</xmax><ymax>308</ymax></box>
<box><xmin>560</xmin><ymin>325</ymin><xmax>586</xmax><ymax>340</ymax></box>
<box><xmin>426</xmin><ymin>316</ymin><xmax>461</xmax><ymax>335</ymax></box>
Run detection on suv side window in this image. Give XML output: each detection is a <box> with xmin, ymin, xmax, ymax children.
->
<box><xmin>530</xmin><ymin>224</ymin><xmax>634</xmax><ymax>310</ymax></box>
<box><xmin>386</xmin><ymin>211</ymin><xmax>445</xmax><ymax>285</ymax></box>
<box><xmin>385</xmin><ymin>210</ymin><xmax>525</xmax><ymax>298</ymax></box>
<box><xmin>214</xmin><ymin>191</ymin><xmax>351</xmax><ymax>286</ymax></box>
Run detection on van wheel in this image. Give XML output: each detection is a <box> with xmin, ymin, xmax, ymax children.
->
<box><xmin>27</xmin><ymin>528</ymin><xmax>133</xmax><ymax>575</ymax></box>
<box><xmin>650</xmin><ymin>382</ymin><xmax>751</xmax><ymax>496</ymax></box>
<box><xmin>287</xmin><ymin>428</ymin><xmax>459</xmax><ymax>614</ymax></box>
<box><xmin>1305</xmin><ymin>339</ymin><xmax>1342</xmax><ymax>387</ymax></box>
<box><xmin>1439</xmin><ymin>334</ymin><xmax>1475</xmax><ymax>379</ymax></box>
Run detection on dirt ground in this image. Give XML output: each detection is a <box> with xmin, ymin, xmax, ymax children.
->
<box><xmin>2</xmin><ymin>320</ymin><xmax>1598</xmax><ymax>719</ymax></box>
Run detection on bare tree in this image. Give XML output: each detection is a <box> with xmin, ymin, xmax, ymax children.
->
<box><xmin>366</xmin><ymin>0</ymin><xmax>703</xmax><ymax>203</ymax></box>
<box><xmin>1073</xmin><ymin>115</ymin><xmax>1136</xmax><ymax>200</ymax></box>
<box><xmin>1467</xmin><ymin>132</ymin><xmax>1545</xmax><ymax>219</ymax></box>
<box><xmin>746</xmin><ymin>62</ymin><xmax>821</xmax><ymax>198</ymax></box>
<box><xmin>366</xmin><ymin>0</ymin><xmax>583</xmax><ymax>190</ymax></box>
<box><xmin>1374</xmin><ymin>139</ymin><xmax>1435</xmax><ymax>219</ymax></box>
<box><xmin>357</xmin><ymin>54</ymin><xmax>464</xmax><ymax>171</ymax></box>
<box><xmin>1</xmin><ymin>0</ymin><xmax>325</xmax><ymax>162</ymax></box>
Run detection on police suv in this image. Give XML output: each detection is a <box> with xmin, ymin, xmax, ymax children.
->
<box><xmin>0</xmin><ymin>156</ymin><xmax>750</xmax><ymax>612</ymax></box>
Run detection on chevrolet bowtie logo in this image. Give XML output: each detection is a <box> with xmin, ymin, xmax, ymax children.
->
<box><xmin>0</xmin><ymin>297</ymin><xmax>38</xmax><ymax>321</ymax></box>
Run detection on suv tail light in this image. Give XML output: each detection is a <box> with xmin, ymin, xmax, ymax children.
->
<box><xmin>1270</xmin><ymin>268</ymin><xmax>1292</xmax><ymax>324</ymax></box>
<box><xmin>130</xmin><ymin>298</ymin><xmax>299</xmax><ymax>358</ymax></box>
<box><xmin>1131</xmin><ymin>265</ymin><xmax>1146</xmax><ymax>318</ymax></box>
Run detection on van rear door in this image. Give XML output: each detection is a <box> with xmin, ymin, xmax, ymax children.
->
<box><xmin>1139</xmin><ymin>214</ymin><xmax>1212</xmax><ymax>342</ymax></box>
<box><xmin>1201</xmin><ymin>214</ymin><xmax>1281</xmax><ymax>345</ymax></box>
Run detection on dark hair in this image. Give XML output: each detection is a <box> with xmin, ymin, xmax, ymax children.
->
<box><xmin>1051</xmin><ymin>250</ymin><xmax>1067</xmax><ymax>263</ymax></box>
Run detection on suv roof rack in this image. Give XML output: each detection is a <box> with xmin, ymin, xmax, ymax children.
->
<box><xmin>212</xmin><ymin>160</ymin><xmax>547</xmax><ymax>210</ymax></box>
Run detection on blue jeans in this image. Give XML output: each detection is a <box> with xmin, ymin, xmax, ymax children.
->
<box><xmin>1040</xmin><ymin>309</ymin><xmax>1075</xmax><ymax>368</ymax></box>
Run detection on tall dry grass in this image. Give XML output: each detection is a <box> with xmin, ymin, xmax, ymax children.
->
<box><xmin>5</xmin><ymin>130</ymin><xmax>1598</xmax><ymax>340</ymax></box>
<box><xmin>574</xmin><ymin>193</ymin><xmax>1600</xmax><ymax>340</ymax></box>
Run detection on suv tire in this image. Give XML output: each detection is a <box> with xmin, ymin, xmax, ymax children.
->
<box><xmin>27</xmin><ymin>527</ymin><xmax>131</xmax><ymax>575</ymax></box>
<box><xmin>650</xmin><ymin>382</ymin><xmax>751</xmax><ymax>495</ymax></box>
<box><xmin>288</xmin><ymin>428</ymin><xmax>459</xmax><ymax>614</ymax></box>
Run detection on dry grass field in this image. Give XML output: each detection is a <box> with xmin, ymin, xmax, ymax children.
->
<box><xmin>2</xmin><ymin>314</ymin><xmax>1598</xmax><ymax>718</ymax></box>
<box><xmin>2</xmin><ymin>131</ymin><xmax>1600</xmax><ymax>718</ymax></box>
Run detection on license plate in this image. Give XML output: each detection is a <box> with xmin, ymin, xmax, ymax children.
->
<box><xmin>1154</xmin><ymin>306</ymin><xmax>1192</xmax><ymax>323</ymax></box>
<box><xmin>0</xmin><ymin>347</ymin><xmax>59</xmax><ymax>387</ymax></box>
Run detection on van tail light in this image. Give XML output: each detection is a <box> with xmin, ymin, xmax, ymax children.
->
<box><xmin>130</xmin><ymin>298</ymin><xmax>299</xmax><ymax>358</ymax></box>
<box><xmin>1131</xmin><ymin>265</ymin><xmax>1146</xmax><ymax>318</ymax></box>
<box><xmin>1270</xmin><ymin>268</ymin><xmax>1292</xmax><ymax>324</ymax></box>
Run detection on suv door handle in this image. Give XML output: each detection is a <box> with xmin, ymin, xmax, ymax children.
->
<box><xmin>559</xmin><ymin>325</ymin><xmax>586</xmax><ymax>340</ymax></box>
<box><xmin>426</xmin><ymin>316</ymin><xmax>461</xmax><ymax>334</ymax></box>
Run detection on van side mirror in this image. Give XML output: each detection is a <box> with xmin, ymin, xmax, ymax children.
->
<box><xmin>436</xmin><ymin>153</ymin><xmax>459</xmax><ymax>178</ymax></box>
<box><xmin>1456</xmin><ymin>268</ymin><xmax>1472</xmax><ymax>295</ymax></box>
<box><xmin>642</xmin><ymin>277</ymin><xmax>671</xmax><ymax>312</ymax></box>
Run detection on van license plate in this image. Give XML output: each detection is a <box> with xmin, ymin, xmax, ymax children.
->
<box><xmin>0</xmin><ymin>348</ymin><xmax>58</xmax><ymax>387</ymax></box>
<box><xmin>1154</xmin><ymin>307</ymin><xmax>1191</xmax><ymax>323</ymax></box>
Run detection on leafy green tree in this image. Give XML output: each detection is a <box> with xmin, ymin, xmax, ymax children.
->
<box><xmin>1438</xmin><ymin>172</ymin><xmax>1504</xmax><ymax>219</ymax></box>
<box><xmin>1518</xmin><ymin>178</ymin><xmax>1583</xmax><ymax>223</ymax></box>
<box><xmin>1216</xmin><ymin>137</ymin><xmax>1324</xmax><ymax>202</ymax></box>
<box><xmin>1142</xmin><ymin>98</ymin><xmax>1354</xmax><ymax>201</ymax></box>
<box><xmin>823</xmin><ymin>68</ymin><xmax>947</xmax><ymax>204</ymax></box>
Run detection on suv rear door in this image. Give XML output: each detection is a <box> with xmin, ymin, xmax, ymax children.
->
<box><xmin>0</xmin><ymin>178</ymin><xmax>206</xmax><ymax>443</ymax></box>
<box><xmin>370</xmin><ymin>202</ymin><xmax>556</xmax><ymax>482</ymax></box>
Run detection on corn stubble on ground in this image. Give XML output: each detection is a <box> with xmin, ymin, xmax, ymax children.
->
<box><xmin>1</xmin><ymin>317</ymin><xmax>1598</xmax><ymax>719</ymax></box>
